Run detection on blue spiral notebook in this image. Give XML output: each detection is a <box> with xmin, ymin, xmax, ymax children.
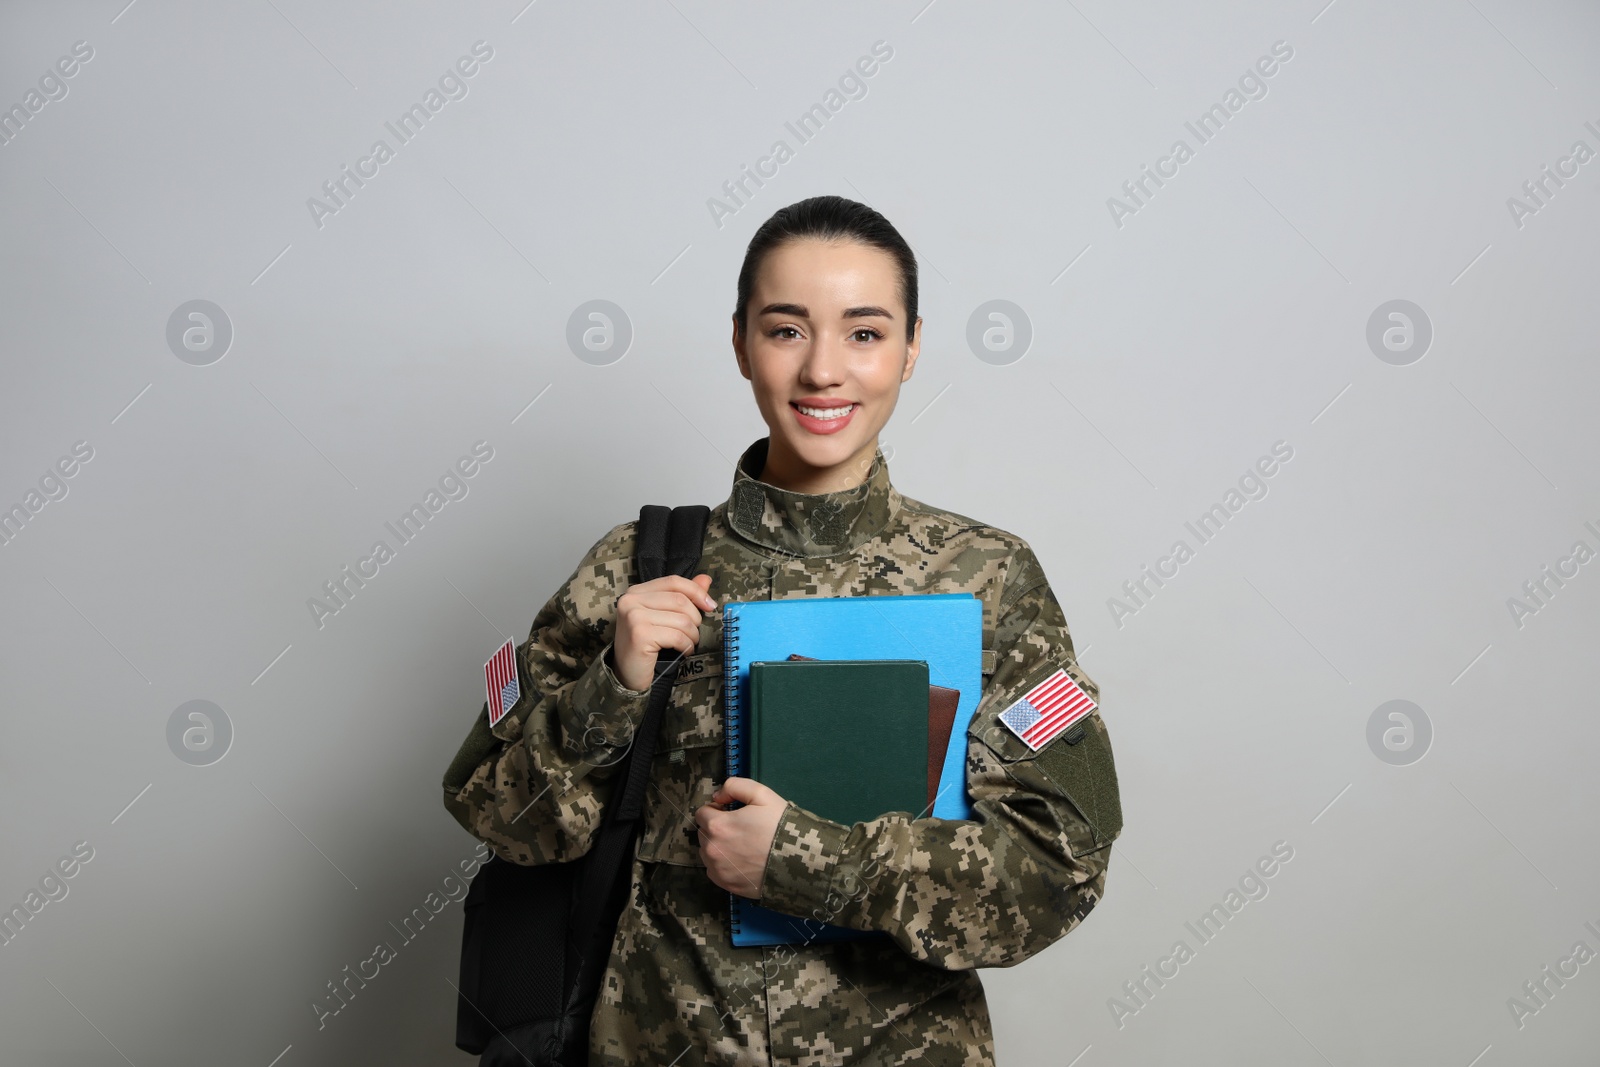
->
<box><xmin>722</xmin><ymin>592</ymin><xmax>983</xmax><ymax>948</ymax></box>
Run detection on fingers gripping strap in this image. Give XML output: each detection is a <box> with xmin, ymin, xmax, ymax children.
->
<box><xmin>567</xmin><ymin>504</ymin><xmax>709</xmax><ymax>1016</ymax></box>
<box><xmin>612</xmin><ymin>505</ymin><xmax>711</xmax><ymax>824</ymax></box>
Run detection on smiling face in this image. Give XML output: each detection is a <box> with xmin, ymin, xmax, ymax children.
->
<box><xmin>732</xmin><ymin>238</ymin><xmax>921</xmax><ymax>494</ymax></box>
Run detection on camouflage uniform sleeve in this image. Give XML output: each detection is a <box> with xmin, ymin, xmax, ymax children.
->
<box><xmin>756</xmin><ymin>544</ymin><xmax>1123</xmax><ymax>970</ymax></box>
<box><xmin>439</xmin><ymin>523</ymin><xmax>651</xmax><ymax>866</ymax></box>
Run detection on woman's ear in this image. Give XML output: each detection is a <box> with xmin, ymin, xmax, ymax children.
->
<box><xmin>900</xmin><ymin>317</ymin><xmax>923</xmax><ymax>383</ymax></box>
<box><xmin>732</xmin><ymin>316</ymin><xmax>753</xmax><ymax>381</ymax></box>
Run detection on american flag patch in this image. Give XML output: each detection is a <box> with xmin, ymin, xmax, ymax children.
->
<box><xmin>484</xmin><ymin>638</ymin><xmax>521</xmax><ymax>728</ymax></box>
<box><xmin>998</xmin><ymin>666</ymin><xmax>1096</xmax><ymax>751</ymax></box>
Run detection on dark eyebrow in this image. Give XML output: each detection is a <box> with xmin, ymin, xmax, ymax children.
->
<box><xmin>756</xmin><ymin>302</ymin><xmax>895</xmax><ymax>321</ymax></box>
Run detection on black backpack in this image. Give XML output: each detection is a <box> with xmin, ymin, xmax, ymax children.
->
<box><xmin>454</xmin><ymin>504</ymin><xmax>711</xmax><ymax>1065</ymax></box>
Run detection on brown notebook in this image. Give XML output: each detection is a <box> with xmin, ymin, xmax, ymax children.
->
<box><xmin>786</xmin><ymin>654</ymin><xmax>959</xmax><ymax>813</ymax></box>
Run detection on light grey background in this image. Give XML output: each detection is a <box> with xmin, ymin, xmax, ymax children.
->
<box><xmin>2</xmin><ymin>1</ymin><xmax>1597</xmax><ymax>1064</ymax></box>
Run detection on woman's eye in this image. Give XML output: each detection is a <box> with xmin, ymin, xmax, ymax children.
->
<box><xmin>769</xmin><ymin>326</ymin><xmax>800</xmax><ymax>340</ymax></box>
<box><xmin>852</xmin><ymin>328</ymin><xmax>882</xmax><ymax>343</ymax></box>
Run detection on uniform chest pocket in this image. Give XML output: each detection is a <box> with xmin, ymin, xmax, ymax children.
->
<box><xmin>660</xmin><ymin>652</ymin><xmax>721</xmax><ymax>750</ymax></box>
<box><xmin>635</xmin><ymin>659</ymin><xmax>722</xmax><ymax>867</ymax></box>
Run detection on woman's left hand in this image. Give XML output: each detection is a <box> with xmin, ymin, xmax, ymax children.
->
<box><xmin>694</xmin><ymin>777</ymin><xmax>787</xmax><ymax>900</ymax></box>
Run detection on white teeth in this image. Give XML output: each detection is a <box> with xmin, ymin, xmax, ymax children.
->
<box><xmin>797</xmin><ymin>404</ymin><xmax>853</xmax><ymax>419</ymax></box>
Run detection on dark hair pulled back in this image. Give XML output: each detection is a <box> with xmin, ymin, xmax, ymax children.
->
<box><xmin>733</xmin><ymin>195</ymin><xmax>918</xmax><ymax>343</ymax></box>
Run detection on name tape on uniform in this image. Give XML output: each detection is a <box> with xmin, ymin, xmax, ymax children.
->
<box><xmin>998</xmin><ymin>666</ymin><xmax>1096</xmax><ymax>751</ymax></box>
<box><xmin>484</xmin><ymin>638</ymin><xmax>520</xmax><ymax>728</ymax></box>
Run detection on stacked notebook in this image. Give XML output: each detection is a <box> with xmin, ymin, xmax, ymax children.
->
<box><xmin>721</xmin><ymin>593</ymin><xmax>983</xmax><ymax>948</ymax></box>
<box><xmin>750</xmin><ymin>659</ymin><xmax>931</xmax><ymax>825</ymax></box>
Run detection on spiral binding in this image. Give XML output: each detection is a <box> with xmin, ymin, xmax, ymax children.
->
<box><xmin>723</xmin><ymin>604</ymin><xmax>740</xmax><ymax>784</ymax></box>
<box><xmin>722</xmin><ymin>603</ymin><xmax>743</xmax><ymax>938</ymax></box>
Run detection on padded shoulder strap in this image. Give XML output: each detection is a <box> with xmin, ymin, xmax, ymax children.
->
<box><xmin>566</xmin><ymin>504</ymin><xmax>711</xmax><ymax>970</ymax></box>
<box><xmin>663</xmin><ymin>505</ymin><xmax>710</xmax><ymax>582</ymax></box>
<box><xmin>611</xmin><ymin>504</ymin><xmax>710</xmax><ymax>823</ymax></box>
<box><xmin>635</xmin><ymin>504</ymin><xmax>709</xmax><ymax>584</ymax></box>
<box><xmin>635</xmin><ymin>505</ymin><xmax>672</xmax><ymax>584</ymax></box>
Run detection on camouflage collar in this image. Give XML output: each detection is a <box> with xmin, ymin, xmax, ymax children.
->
<box><xmin>725</xmin><ymin>437</ymin><xmax>900</xmax><ymax>559</ymax></box>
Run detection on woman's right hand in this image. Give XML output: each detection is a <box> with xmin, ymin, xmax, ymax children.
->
<box><xmin>610</xmin><ymin>573</ymin><xmax>716</xmax><ymax>693</ymax></box>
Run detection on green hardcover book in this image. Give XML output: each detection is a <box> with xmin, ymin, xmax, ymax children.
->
<box><xmin>747</xmin><ymin>659</ymin><xmax>929</xmax><ymax>826</ymax></box>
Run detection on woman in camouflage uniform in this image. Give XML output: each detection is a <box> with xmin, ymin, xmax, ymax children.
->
<box><xmin>443</xmin><ymin>195</ymin><xmax>1122</xmax><ymax>1065</ymax></box>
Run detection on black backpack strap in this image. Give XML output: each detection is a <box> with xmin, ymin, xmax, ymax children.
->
<box><xmin>633</xmin><ymin>504</ymin><xmax>672</xmax><ymax>583</ymax></box>
<box><xmin>663</xmin><ymin>504</ymin><xmax>708</xmax><ymax>583</ymax></box>
<box><xmin>613</xmin><ymin>504</ymin><xmax>710</xmax><ymax>823</ymax></box>
<box><xmin>634</xmin><ymin>504</ymin><xmax>706</xmax><ymax>585</ymax></box>
<box><xmin>563</xmin><ymin>504</ymin><xmax>709</xmax><ymax>1011</ymax></box>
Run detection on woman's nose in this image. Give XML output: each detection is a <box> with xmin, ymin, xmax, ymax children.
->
<box><xmin>798</xmin><ymin>340</ymin><xmax>848</xmax><ymax>386</ymax></box>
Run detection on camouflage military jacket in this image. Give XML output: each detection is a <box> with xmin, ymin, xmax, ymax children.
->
<box><xmin>442</xmin><ymin>437</ymin><xmax>1122</xmax><ymax>1066</ymax></box>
